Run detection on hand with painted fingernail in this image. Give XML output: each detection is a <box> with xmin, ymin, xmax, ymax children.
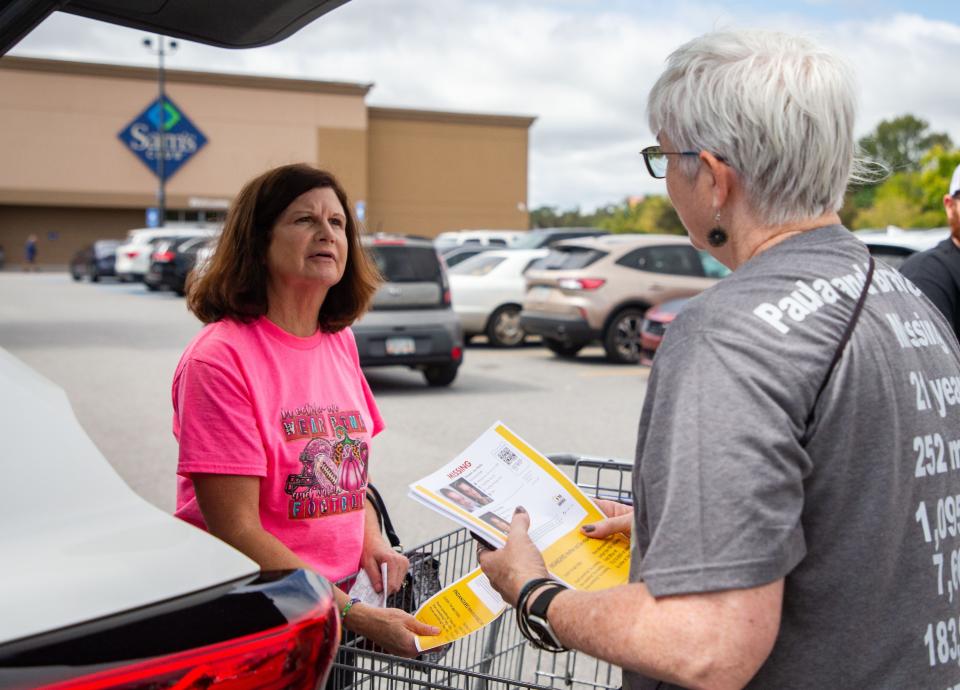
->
<box><xmin>581</xmin><ymin>498</ymin><xmax>634</xmax><ymax>539</ymax></box>
<box><xmin>476</xmin><ymin>506</ymin><xmax>548</xmax><ymax>607</ymax></box>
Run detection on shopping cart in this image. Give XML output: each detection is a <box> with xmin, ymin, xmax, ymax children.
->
<box><xmin>329</xmin><ymin>454</ymin><xmax>633</xmax><ymax>690</ymax></box>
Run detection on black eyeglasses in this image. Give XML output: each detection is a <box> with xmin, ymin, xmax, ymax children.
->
<box><xmin>640</xmin><ymin>145</ymin><xmax>700</xmax><ymax>179</ymax></box>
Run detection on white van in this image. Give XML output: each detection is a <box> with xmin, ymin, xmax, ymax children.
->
<box><xmin>115</xmin><ymin>224</ymin><xmax>219</xmax><ymax>282</ymax></box>
<box><xmin>434</xmin><ymin>229</ymin><xmax>525</xmax><ymax>255</ymax></box>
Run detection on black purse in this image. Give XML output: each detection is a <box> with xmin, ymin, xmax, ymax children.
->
<box><xmin>365</xmin><ymin>484</ymin><xmax>443</xmax><ymax>614</ymax></box>
<box><xmin>361</xmin><ymin>485</ymin><xmax>448</xmax><ymax>664</ymax></box>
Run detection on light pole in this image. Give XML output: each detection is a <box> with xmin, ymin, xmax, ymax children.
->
<box><xmin>142</xmin><ymin>35</ymin><xmax>177</xmax><ymax>227</ymax></box>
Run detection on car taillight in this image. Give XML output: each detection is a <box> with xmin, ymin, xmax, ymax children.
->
<box><xmin>153</xmin><ymin>251</ymin><xmax>175</xmax><ymax>263</ymax></box>
<box><xmin>438</xmin><ymin>255</ymin><xmax>452</xmax><ymax>306</ymax></box>
<box><xmin>125</xmin><ymin>251</ymin><xmax>139</xmax><ymax>259</ymax></box>
<box><xmin>558</xmin><ymin>278</ymin><xmax>606</xmax><ymax>290</ymax></box>
<box><xmin>451</xmin><ymin>345</ymin><xmax>463</xmax><ymax>361</ymax></box>
<box><xmin>42</xmin><ymin>602</ymin><xmax>340</xmax><ymax>690</ymax></box>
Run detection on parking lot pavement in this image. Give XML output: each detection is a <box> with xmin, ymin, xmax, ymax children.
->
<box><xmin>0</xmin><ymin>272</ymin><xmax>649</xmax><ymax>546</ymax></box>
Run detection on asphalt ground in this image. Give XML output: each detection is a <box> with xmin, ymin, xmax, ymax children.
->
<box><xmin>0</xmin><ymin>271</ymin><xmax>648</xmax><ymax>546</ymax></box>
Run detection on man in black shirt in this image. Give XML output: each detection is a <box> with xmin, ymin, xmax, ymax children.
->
<box><xmin>901</xmin><ymin>163</ymin><xmax>960</xmax><ymax>342</ymax></box>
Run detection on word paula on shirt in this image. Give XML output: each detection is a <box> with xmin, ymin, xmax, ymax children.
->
<box><xmin>753</xmin><ymin>261</ymin><xmax>923</xmax><ymax>335</ymax></box>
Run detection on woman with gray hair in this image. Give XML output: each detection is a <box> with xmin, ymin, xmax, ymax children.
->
<box><xmin>480</xmin><ymin>29</ymin><xmax>960</xmax><ymax>688</ymax></box>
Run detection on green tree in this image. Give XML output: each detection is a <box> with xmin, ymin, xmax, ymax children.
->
<box><xmin>844</xmin><ymin>115</ymin><xmax>953</xmax><ymax>227</ymax></box>
<box><xmin>858</xmin><ymin>114</ymin><xmax>952</xmax><ymax>173</ymax></box>
<box><xmin>598</xmin><ymin>196</ymin><xmax>685</xmax><ymax>235</ymax></box>
<box><xmin>529</xmin><ymin>205</ymin><xmax>616</xmax><ymax>228</ymax></box>
<box><xmin>852</xmin><ymin>146</ymin><xmax>960</xmax><ymax>229</ymax></box>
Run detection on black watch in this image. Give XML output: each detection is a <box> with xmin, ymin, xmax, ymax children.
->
<box><xmin>525</xmin><ymin>584</ymin><xmax>568</xmax><ymax>652</ymax></box>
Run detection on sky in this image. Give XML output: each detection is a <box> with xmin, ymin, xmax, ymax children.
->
<box><xmin>9</xmin><ymin>0</ymin><xmax>960</xmax><ymax>211</ymax></box>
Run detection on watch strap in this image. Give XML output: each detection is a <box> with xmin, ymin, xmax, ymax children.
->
<box><xmin>528</xmin><ymin>583</ymin><xmax>566</xmax><ymax>621</ymax></box>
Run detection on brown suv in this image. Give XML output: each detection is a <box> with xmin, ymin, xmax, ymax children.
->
<box><xmin>520</xmin><ymin>234</ymin><xmax>729</xmax><ymax>363</ymax></box>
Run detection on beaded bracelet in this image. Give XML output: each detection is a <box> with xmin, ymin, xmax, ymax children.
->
<box><xmin>340</xmin><ymin>597</ymin><xmax>361</xmax><ymax>620</ymax></box>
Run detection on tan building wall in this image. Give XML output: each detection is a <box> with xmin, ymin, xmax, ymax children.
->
<box><xmin>0</xmin><ymin>58</ymin><xmax>370</xmax><ymax>208</ymax></box>
<box><xmin>367</xmin><ymin>107</ymin><xmax>531</xmax><ymax>236</ymax></box>
<box><xmin>0</xmin><ymin>57</ymin><xmax>533</xmax><ymax>266</ymax></box>
<box><xmin>0</xmin><ymin>206</ymin><xmax>142</xmax><ymax>268</ymax></box>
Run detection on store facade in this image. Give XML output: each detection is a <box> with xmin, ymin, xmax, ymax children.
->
<box><xmin>0</xmin><ymin>57</ymin><xmax>533</xmax><ymax>266</ymax></box>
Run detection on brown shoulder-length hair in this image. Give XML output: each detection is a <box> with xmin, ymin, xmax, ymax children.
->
<box><xmin>187</xmin><ymin>163</ymin><xmax>381</xmax><ymax>332</ymax></box>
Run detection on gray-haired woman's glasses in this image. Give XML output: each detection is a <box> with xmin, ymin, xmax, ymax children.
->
<box><xmin>640</xmin><ymin>145</ymin><xmax>700</xmax><ymax>179</ymax></box>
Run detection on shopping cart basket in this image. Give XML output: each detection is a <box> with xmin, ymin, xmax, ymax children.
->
<box><xmin>329</xmin><ymin>454</ymin><xmax>633</xmax><ymax>690</ymax></box>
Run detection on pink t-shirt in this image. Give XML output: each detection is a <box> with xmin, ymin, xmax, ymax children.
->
<box><xmin>173</xmin><ymin>316</ymin><xmax>384</xmax><ymax>583</ymax></box>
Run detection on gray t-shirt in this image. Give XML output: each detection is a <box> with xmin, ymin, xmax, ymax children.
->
<box><xmin>624</xmin><ymin>226</ymin><xmax>960</xmax><ymax>689</ymax></box>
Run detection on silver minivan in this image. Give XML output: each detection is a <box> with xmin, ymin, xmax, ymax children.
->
<box><xmin>354</xmin><ymin>235</ymin><xmax>464</xmax><ymax>386</ymax></box>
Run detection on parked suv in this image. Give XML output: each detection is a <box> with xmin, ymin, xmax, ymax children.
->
<box><xmin>354</xmin><ymin>235</ymin><xmax>464</xmax><ymax>386</ymax></box>
<box><xmin>521</xmin><ymin>234</ymin><xmax>729</xmax><ymax>363</ymax></box>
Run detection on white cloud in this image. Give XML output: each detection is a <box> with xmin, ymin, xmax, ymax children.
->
<box><xmin>9</xmin><ymin>1</ymin><xmax>960</xmax><ymax>211</ymax></box>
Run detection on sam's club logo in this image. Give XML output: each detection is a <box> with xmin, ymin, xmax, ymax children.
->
<box><xmin>118</xmin><ymin>95</ymin><xmax>207</xmax><ymax>180</ymax></box>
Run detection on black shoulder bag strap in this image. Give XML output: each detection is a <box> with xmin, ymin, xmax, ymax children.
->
<box><xmin>804</xmin><ymin>254</ymin><xmax>876</xmax><ymax>428</ymax></box>
<box><xmin>366</xmin><ymin>483</ymin><xmax>402</xmax><ymax>550</ymax></box>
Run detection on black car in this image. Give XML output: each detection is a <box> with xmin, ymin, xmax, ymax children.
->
<box><xmin>69</xmin><ymin>239</ymin><xmax>121</xmax><ymax>282</ymax></box>
<box><xmin>511</xmin><ymin>227</ymin><xmax>609</xmax><ymax>249</ymax></box>
<box><xmin>145</xmin><ymin>235</ymin><xmax>212</xmax><ymax>295</ymax></box>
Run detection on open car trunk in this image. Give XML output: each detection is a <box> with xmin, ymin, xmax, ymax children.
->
<box><xmin>0</xmin><ymin>0</ymin><xmax>351</xmax><ymax>56</ymax></box>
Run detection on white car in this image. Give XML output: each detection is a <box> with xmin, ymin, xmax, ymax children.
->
<box><xmin>434</xmin><ymin>229</ymin><xmax>525</xmax><ymax>255</ymax></box>
<box><xmin>0</xmin><ymin>348</ymin><xmax>339</xmax><ymax>687</ymax></box>
<box><xmin>115</xmin><ymin>225</ymin><xmax>219</xmax><ymax>283</ymax></box>
<box><xmin>855</xmin><ymin>225</ymin><xmax>950</xmax><ymax>269</ymax></box>
<box><xmin>449</xmin><ymin>248</ymin><xmax>548</xmax><ymax>346</ymax></box>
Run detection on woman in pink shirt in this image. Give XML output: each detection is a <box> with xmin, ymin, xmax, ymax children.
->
<box><xmin>173</xmin><ymin>163</ymin><xmax>438</xmax><ymax>656</ymax></box>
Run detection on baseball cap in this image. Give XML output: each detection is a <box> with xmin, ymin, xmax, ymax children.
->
<box><xmin>950</xmin><ymin>164</ymin><xmax>960</xmax><ymax>197</ymax></box>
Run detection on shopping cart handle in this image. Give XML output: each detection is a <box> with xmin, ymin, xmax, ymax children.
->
<box><xmin>546</xmin><ymin>453</ymin><xmax>633</xmax><ymax>466</ymax></box>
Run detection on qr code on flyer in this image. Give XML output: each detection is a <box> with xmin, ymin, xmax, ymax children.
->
<box><xmin>495</xmin><ymin>444</ymin><xmax>521</xmax><ymax>469</ymax></box>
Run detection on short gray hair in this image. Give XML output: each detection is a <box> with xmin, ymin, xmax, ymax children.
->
<box><xmin>647</xmin><ymin>30</ymin><xmax>858</xmax><ymax>226</ymax></box>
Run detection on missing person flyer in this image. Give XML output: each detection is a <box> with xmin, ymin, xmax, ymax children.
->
<box><xmin>409</xmin><ymin>421</ymin><xmax>630</xmax><ymax>650</ymax></box>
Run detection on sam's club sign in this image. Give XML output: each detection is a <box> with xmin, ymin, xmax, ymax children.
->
<box><xmin>117</xmin><ymin>96</ymin><xmax>207</xmax><ymax>180</ymax></box>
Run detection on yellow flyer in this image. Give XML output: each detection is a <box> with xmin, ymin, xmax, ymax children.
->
<box><xmin>414</xmin><ymin>568</ymin><xmax>507</xmax><ymax>651</ymax></box>
<box><xmin>410</xmin><ymin>422</ymin><xmax>630</xmax><ymax>650</ymax></box>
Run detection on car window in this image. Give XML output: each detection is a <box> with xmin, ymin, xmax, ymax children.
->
<box><xmin>444</xmin><ymin>248</ymin><xmax>484</xmax><ymax>268</ymax></box>
<box><xmin>522</xmin><ymin>258</ymin><xmax>543</xmax><ymax>274</ymax></box>
<box><xmin>529</xmin><ymin>246</ymin><xmax>607</xmax><ymax>270</ymax></box>
<box><xmin>617</xmin><ymin>245</ymin><xmax>702</xmax><ymax>276</ymax></box>
<box><xmin>367</xmin><ymin>245</ymin><xmax>441</xmax><ymax>282</ymax></box>
<box><xmin>450</xmin><ymin>255</ymin><xmax>506</xmax><ymax>276</ymax></box>
<box><xmin>93</xmin><ymin>241</ymin><xmax>120</xmax><ymax>257</ymax></box>
<box><xmin>488</xmin><ymin>238</ymin><xmax>507</xmax><ymax>246</ymax></box>
<box><xmin>698</xmin><ymin>251</ymin><xmax>731</xmax><ymax>278</ymax></box>
<box><xmin>543</xmin><ymin>231</ymin><xmax>604</xmax><ymax>246</ymax></box>
<box><xmin>148</xmin><ymin>235</ymin><xmax>181</xmax><ymax>247</ymax></box>
<box><xmin>177</xmin><ymin>237</ymin><xmax>208</xmax><ymax>252</ymax></box>
<box><xmin>511</xmin><ymin>233</ymin><xmax>546</xmax><ymax>249</ymax></box>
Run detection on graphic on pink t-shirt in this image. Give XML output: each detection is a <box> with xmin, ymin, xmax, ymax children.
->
<box><xmin>282</xmin><ymin>405</ymin><xmax>370</xmax><ymax>520</ymax></box>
